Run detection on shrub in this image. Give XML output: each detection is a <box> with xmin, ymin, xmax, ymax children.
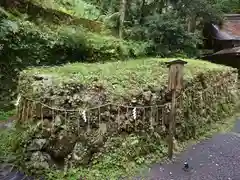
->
<box><xmin>0</xmin><ymin>110</ymin><xmax>15</xmax><ymax>121</ymax></box>
<box><xmin>87</xmin><ymin>33</ymin><xmax>148</xmax><ymax>61</ymax></box>
<box><xmin>128</xmin><ymin>12</ymin><xmax>202</xmax><ymax>57</ymax></box>
<box><xmin>0</xmin><ymin>14</ymin><xmax>147</xmax><ymax>109</ymax></box>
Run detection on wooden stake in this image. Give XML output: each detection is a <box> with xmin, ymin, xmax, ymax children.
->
<box><xmin>165</xmin><ymin>59</ymin><xmax>187</xmax><ymax>159</ymax></box>
<box><xmin>168</xmin><ymin>90</ymin><xmax>176</xmax><ymax>159</ymax></box>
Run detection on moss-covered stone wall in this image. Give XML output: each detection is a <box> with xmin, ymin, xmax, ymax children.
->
<box><xmin>16</xmin><ymin>58</ymin><xmax>239</xmax><ymax>173</ymax></box>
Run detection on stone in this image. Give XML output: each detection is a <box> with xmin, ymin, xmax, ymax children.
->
<box><xmin>41</xmin><ymin>127</ymin><xmax>52</xmax><ymax>138</ymax></box>
<box><xmin>27</xmin><ymin>139</ymin><xmax>47</xmax><ymax>151</ymax></box>
<box><xmin>70</xmin><ymin>142</ymin><xmax>91</xmax><ymax>165</ymax></box>
<box><xmin>46</xmin><ymin>130</ymin><xmax>77</xmax><ymax>159</ymax></box>
<box><xmin>99</xmin><ymin>123</ymin><xmax>107</xmax><ymax>135</ymax></box>
<box><xmin>54</xmin><ymin>115</ymin><xmax>62</xmax><ymax>127</ymax></box>
<box><xmin>131</xmin><ymin>98</ymin><xmax>137</xmax><ymax>103</ymax></box>
<box><xmin>143</xmin><ymin>91</ymin><xmax>152</xmax><ymax>102</ymax></box>
<box><xmin>88</xmin><ymin>131</ymin><xmax>106</xmax><ymax>152</ymax></box>
<box><xmin>151</xmin><ymin>93</ymin><xmax>157</xmax><ymax>102</ymax></box>
<box><xmin>30</xmin><ymin>151</ymin><xmax>51</xmax><ymax>169</ymax></box>
<box><xmin>43</xmin><ymin>119</ymin><xmax>52</xmax><ymax>128</ymax></box>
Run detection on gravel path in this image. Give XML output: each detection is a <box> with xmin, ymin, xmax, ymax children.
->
<box><xmin>134</xmin><ymin>119</ymin><xmax>240</xmax><ymax>180</ymax></box>
<box><xmin>0</xmin><ymin>164</ymin><xmax>34</xmax><ymax>180</ymax></box>
<box><xmin>2</xmin><ymin>119</ymin><xmax>240</xmax><ymax>180</ymax></box>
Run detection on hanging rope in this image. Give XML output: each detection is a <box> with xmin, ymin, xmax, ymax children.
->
<box><xmin>16</xmin><ymin>79</ymin><xmax>226</xmax><ymax>125</ymax></box>
<box><xmin>15</xmin><ymin>94</ymin><xmax>21</xmax><ymax>107</ymax></box>
<box><xmin>82</xmin><ymin>110</ymin><xmax>87</xmax><ymax>122</ymax></box>
<box><xmin>133</xmin><ymin>107</ymin><xmax>137</xmax><ymax>120</ymax></box>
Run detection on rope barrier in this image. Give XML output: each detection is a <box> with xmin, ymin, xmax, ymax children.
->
<box><xmin>176</xmin><ymin>80</ymin><xmax>229</xmax><ymax>101</ymax></box>
<box><xmin>16</xmin><ymin>80</ymin><xmax>231</xmax><ymax>122</ymax></box>
<box><xmin>21</xmin><ymin>97</ymin><xmax>168</xmax><ymax>113</ymax></box>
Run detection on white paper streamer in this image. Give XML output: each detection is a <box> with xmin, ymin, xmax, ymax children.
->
<box><xmin>82</xmin><ymin>110</ymin><xmax>87</xmax><ymax>122</ymax></box>
<box><xmin>73</xmin><ymin>153</ymin><xmax>81</xmax><ymax>160</ymax></box>
<box><xmin>15</xmin><ymin>94</ymin><xmax>21</xmax><ymax>107</ymax></box>
<box><xmin>133</xmin><ymin>107</ymin><xmax>137</xmax><ymax>120</ymax></box>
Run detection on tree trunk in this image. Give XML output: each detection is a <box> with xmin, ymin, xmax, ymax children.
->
<box><xmin>139</xmin><ymin>0</ymin><xmax>146</xmax><ymax>24</ymax></box>
<box><xmin>187</xmin><ymin>16</ymin><xmax>196</xmax><ymax>33</ymax></box>
<box><xmin>119</xmin><ymin>0</ymin><xmax>126</xmax><ymax>39</ymax></box>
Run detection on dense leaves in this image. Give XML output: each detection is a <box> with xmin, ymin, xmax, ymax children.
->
<box><xmin>129</xmin><ymin>12</ymin><xmax>201</xmax><ymax>57</ymax></box>
<box><xmin>0</xmin><ymin>18</ymin><xmax>88</xmax><ymax>109</ymax></box>
<box><xmin>215</xmin><ymin>0</ymin><xmax>240</xmax><ymax>13</ymax></box>
<box><xmin>91</xmin><ymin>0</ymin><xmax>239</xmax><ymax>56</ymax></box>
<box><xmin>0</xmin><ymin>14</ymin><xmax>147</xmax><ymax>109</ymax></box>
<box><xmin>32</xmin><ymin>0</ymin><xmax>101</xmax><ymax>20</ymax></box>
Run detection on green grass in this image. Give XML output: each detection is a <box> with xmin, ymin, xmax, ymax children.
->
<box><xmin>21</xmin><ymin>58</ymin><xmax>232</xmax><ymax>101</ymax></box>
<box><xmin>0</xmin><ymin>129</ymin><xmax>18</xmax><ymax>158</ymax></box>
<box><xmin>0</xmin><ymin>110</ymin><xmax>15</xmax><ymax>121</ymax></box>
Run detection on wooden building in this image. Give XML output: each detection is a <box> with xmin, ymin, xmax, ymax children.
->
<box><xmin>202</xmin><ymin>14</ymin><xmax>240</xmax><ymax>69</ymax></box>
<box><xmin>203</xmin><ymin>14</ymin><xmax>240</xmax><ymax>52</ymax></box>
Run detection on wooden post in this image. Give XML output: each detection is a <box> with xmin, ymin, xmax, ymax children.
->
<box><xmin>165</xmin><ymin>59</ymin><xmax>187</xmax><ymax>159</ymax></box>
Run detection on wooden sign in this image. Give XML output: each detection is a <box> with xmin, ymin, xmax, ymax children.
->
<box><xmin>165</xmin><ymin>59</ymin><xmax>187</xmax><ymax>159</ymax></box>
<box><xmin>166</xmin><ymin>59</ymin><xmax>187</xmax><ymax>91</ymax></box>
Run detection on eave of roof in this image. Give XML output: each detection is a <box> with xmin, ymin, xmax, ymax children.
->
<box><xmin>213</xmin><ymin>46</ymin><xmax>240</xmax><ymax>55</ymax></box>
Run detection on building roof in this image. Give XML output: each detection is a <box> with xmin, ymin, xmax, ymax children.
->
<box><xmin>221</xmin><ymin>14</ymin><xmax>240</xmax><ymax>38</ymax></box>
<box><xmin>211</xmin><ymin>24</ymin><xmax>234</xmax><ymax>40</ymax></box>
<box><xmin>213</xmin><ymin>46</ymin><xmax>240</xmax><ymax>55</ymax></box>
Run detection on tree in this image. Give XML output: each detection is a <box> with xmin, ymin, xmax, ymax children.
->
<box><xmin>119</xmin><ymin>0</ymin><xmax>126</xmax><ymax>38</ymax></box>
<box><xmin>89</xmin><ymin>0</ymin><xmax>240</xmax><ymax>56</ymax></box>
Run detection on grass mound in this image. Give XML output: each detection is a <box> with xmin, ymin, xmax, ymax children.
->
<box><xmin>7</xmin><ymin>58</ymin><xmax>240</xmax><ymax>178</ymax></box>
<box><xmin>19</xmin><ymin>58</ymin><xmax>232</xmax><ymax>103</ymax></box>
<box><xmin>18</xmin><ymin>58</ymin><xmax>238</xmax><ymax>142</ymax></box>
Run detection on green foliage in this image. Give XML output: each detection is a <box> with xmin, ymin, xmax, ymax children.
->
<box><xmin>44</xmin><ymin>134</ymin><xmax>167</xmax><ymax>179</ymax></box>
<box><xmin>0</xmin><ymin>110</ymin><xmax>15</xmax><ymax>121</ymax></box>
<box><xmin>0</xmin><ymin>112</ymin><xmax>238</xmax><ymax>179</ymax></box>
<box><xmin>0</xmin><ymin>18</ymin><xmax>88</xmax><ymax>65</ymax></box>
<box><xmin>129</xmin><ymin>12</ymin><xmax>201</xmax><ymax>57</ymax></box>
<box><xmin>89</xmin><ymin>0</ymin><xmax>240</xmax><ymax>57</ymax></box>
<box><xmin>0</xmin><ymin>15</ymin><xmax>146</xmax><ymax>65</ymax></box>
<box><xmin>176</xmin><ymin>0</ymin><xmax>223</xmax><ymax>23</ymax></box>
<box><xmin>0</xmin><ymin>17</ymin><xmax>85</xmax><ymax>108</ymax></box>
<box><xmin>32</xmin><ymin>0</ymin><xmax>101</xmax><ymax>20</ymax></box>
<box><xmin>87</xmin><ymin>33</ymin><xmax>148</xmax><ymax>61</ymax></box>
<box><xmin>0</xmin><ymin>129</ymin><xmax>16</xmax><ymax>158</ymax></box>
<box><xmin>178</xmin><ymin>79</ymin><xmax>238</xmax><ymax>140</ymax></box>
<box><xmin>0</xmin><ymin>127</ymin><xmax>25</xmax><ymax>164</ymax></box>
<box><xmin>0</xmin><ymin>14</ymin><xmax>147</xmax><ymax>109</ymax></box>
<box><xmin>66</xmin><ymin>0</ymin><xmax>101</xmax><ymax>19</ymax></box>
<box><xmin>214</xmin><ymin>0</ymin><xmax>240</xmax><ymax>13</ymax></box>
<box><xmin>3</xmin><ymin>0</ymin><xmax>238</xmax><ymax>59</ymax></box>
